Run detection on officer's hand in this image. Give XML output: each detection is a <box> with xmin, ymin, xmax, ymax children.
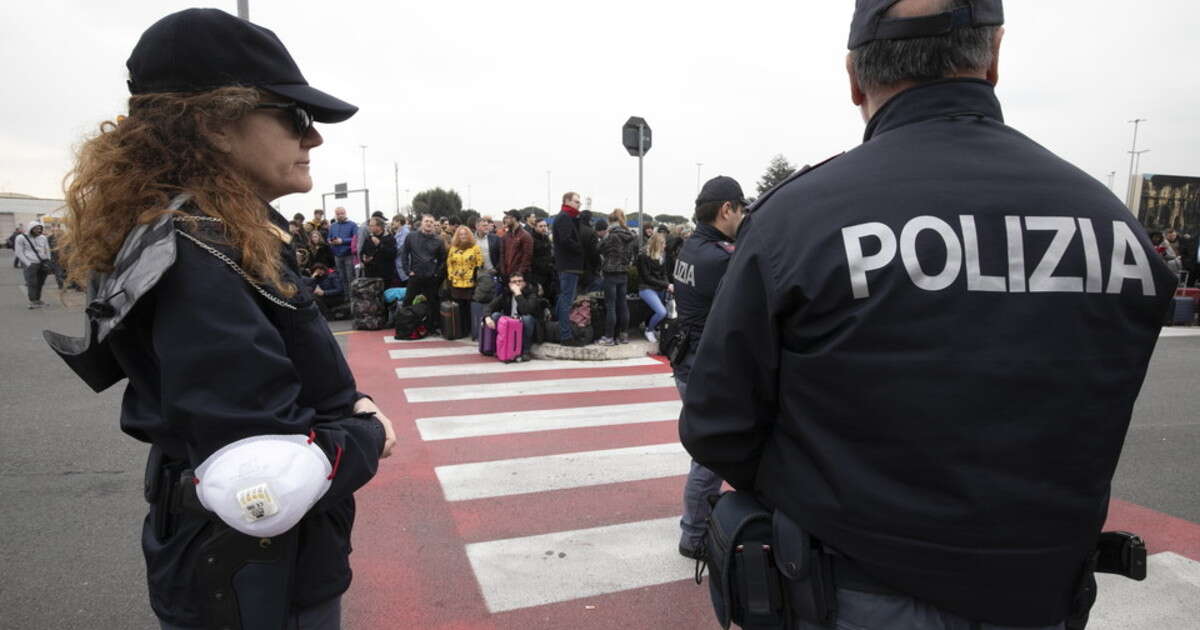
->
<box><xmin>354</xmin><ymin>398</ymin><xmax>396</xmax><ymax>458</ymax></box>
<box><xmin>668</xmin><ymin>283</ymin><xmax>674</xmax><ymax>293</ymax></box>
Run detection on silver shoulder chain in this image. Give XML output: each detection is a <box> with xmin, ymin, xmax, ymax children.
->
<box><xmin>173</xmin><ymin>217</ymin><xmax>298</xmax><ymax>311</ymax></box>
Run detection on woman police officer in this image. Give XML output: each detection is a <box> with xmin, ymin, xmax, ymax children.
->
<box><xmin>45</xmin><ymin>9</ymin><xmax>395</xmax><ymax>629</ymax></box>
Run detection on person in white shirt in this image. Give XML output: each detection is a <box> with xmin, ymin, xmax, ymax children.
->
<box><xmin>14</xmin><ymin>222</ymin><xmax>52</xmax><ymax>308</ymax></box>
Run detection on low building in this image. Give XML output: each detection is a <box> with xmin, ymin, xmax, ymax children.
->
<box><xmin>1</xmin><ymin>193</ymin><xmax>66</xmax><ymax>239</ymax></box>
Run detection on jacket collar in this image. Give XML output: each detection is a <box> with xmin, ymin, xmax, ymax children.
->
<box><xmin>863</xmin><ymin>78</ymin><xmax>1003</xmax><ymax>142</ymax></box>
<box><xmin>694</xmin><ymin>223</ymin><xmax>728</xmax><ymax>243</ymax></box>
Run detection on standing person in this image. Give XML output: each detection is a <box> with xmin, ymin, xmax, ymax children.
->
<box><xmin>597</xmin><ymin>210</ymin><xmax>638</xmax><ymax>345</ymax></box>
<box><xmin>680</xmin><ymin>1</ymin><xmax>1177</xmax><ymax>628</ymax></box>
<box><xmin>15</xmin><ymin>222</ymin><xmax>52</xmax><ymax>308</ymax></box>
<box><xmin>45</xmin><ymin>9</ymin><xmax>396</xmax><ymax>629</ymax></box>
<box><xmin>579</xmin><ymin>211</ymin><xmax>603</xmax><ymax>294</ymax></box>
<box><xmin>446</xmin><ymin>225</ymin><xmax>483</xmax><ymax>326</ymax></box>
<box><xmin>475</xmin><ymin>217</ymin><xmax>502</xmax><ymax>274</ymax></box>
<box><xmin>1162</xmin><ymin>227</ymin><xmax>1185</xmax><ymax>279</ymax></box>
<box><xmin>484</xmin><ymin>272</ymin><xmax>541</xmax><ymax>362</ymax></box>
<box><xmin>668</xmin><ymin>176</ymin><xmax>749</xmax><ymax>560</ymax></box>
<box><xmin>47</xmin><ymin>223</ymin><xmax>68</xmax><ymax>290</ymax></box>
<box><xmin>359</xmin><ymin>216</ymin><xmax>398</xmax><ymax>286</ymax></box>
<box><xmin>640</xmin><ymin>220</ymin><xmax>656</xmax><ymax>247</ymax></box>
<box><xmin>637</xmin><ymin>232</ymin><xmax>672</xmax><ymax>343</ymax></box>
<box><xmin>552</xmin><ymin>191</ymin><xmax>585</xmax><ymax>345</ymax></box>
<box><xmin>524</xmin><ymin>210</ymin><xmax>539</xmax><ymax>235</ymax></box>
<box><xmin>500</xmin><ymin>209</ymin><xmax>532</xmax><ymax>286</ymax></box>
<box><xmin>664</xmin><ymin>224</ymin><xmax>685</xmax><ymax>284</ymax></box>
<box><xmin>328</xmin><ymin>206</ymin><xmax>356</xmax><ymax>287</ymax></box>
<box><xmin>400</xmin><ymin>214</ymin><xmax>448</xmax><ymax>313</ymax></box>
<box><xmin>529</xmin><ymin>216</ymin><xmax>556</xmax><ymax>300</ymax></box>
<box><xmin>392</xmin><ymin>215</ymin><xmax>411</xmax><ymax>286</ymax></box>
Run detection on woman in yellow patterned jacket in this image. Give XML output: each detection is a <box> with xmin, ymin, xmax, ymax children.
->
<box><xmin>446</xmin><ymin>225</ymin><xmax>483</xmax><ymax>329</ymax></box>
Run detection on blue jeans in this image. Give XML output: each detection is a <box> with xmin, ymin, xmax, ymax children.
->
<box><xmin>334</xmin><ymin>255</ymin><xmax>355</xmax><ymax>290</ymax></box>
<box><xmin>556</xmin><ymin>271</ymin><xmax>579</xmax><ymax>341</ymax></box>
<box><xmin>603</xmin><ymin>274</ymin><xmax>629</xmax><ymax>339</ymax></box>
<box><xmin>637</xmin><ymin>288</ymin><xmax>668</xmax><ymax>332</ymax></box>
<box><xmin>676</xmin><ymin>375</ymin><xmax>723</xmax><ymax>549</ymax></box>
<box><xmin>491</xmin><ymin>313</ymin><xmax>536</xmax><ymax>353</ymax></box>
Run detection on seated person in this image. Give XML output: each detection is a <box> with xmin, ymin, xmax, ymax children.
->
<box><xmin>303</xmin><ymin>263</ymin><xmax>346</xmax><ymax>319</ymax></box>
<box><xmin>484</xmin><ymin>273</ymin><xmax>541</xmax><ymax>362</ymax></box>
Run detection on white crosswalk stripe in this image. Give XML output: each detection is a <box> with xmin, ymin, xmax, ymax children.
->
<box><xmin>388</xmin><ymin>345</ymin><xmax>480</xmax><ymax>360</ymax></box>
<box><xmin>1159</xmin><ymin>327</ymin><xmax>1200</xmax><ymax>337</ymax></box>
<box><xmin>416</xmin><ymin>400</ymin><xmax>682</xmax><ymax>441</ymax></box>
<box><xmin>435</xmin><ymin>442</ymin><xmax>689</xmax><ymax>501</ymax></box>
<box><xmin>404</xmin><ymin>373</ymin><xmax>675</xmax><ymax>402</ymax></box>
<box><xmin>465</xmin><ymin>516</ymin><xmax>694</xmax><ymax>613</ymax></box>
<box><xmin>396</xmin><ymin>356</ymin><xmax>661</xmax><ymax>380</ymax></box>
<box><xmin>1090</xmin><ymin>552</ymin><xmax>1200</xmax><ymax>629</ymax></box>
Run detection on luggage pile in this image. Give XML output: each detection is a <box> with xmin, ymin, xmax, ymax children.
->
<box><xmin>1166</xmin><ymin>287</ymin><xmax>1199</xmax><ymax>326</ymax></box>
<box><xmin>351</xmin><ymin>277</ymin><xmax>387</xmax><ymax>330</ymax></box>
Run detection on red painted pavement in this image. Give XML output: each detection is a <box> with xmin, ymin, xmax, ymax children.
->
<box><xmin>338</xmin><ymin>330</ymin><xmax>1200</xmax><ymax>629</ymax></box>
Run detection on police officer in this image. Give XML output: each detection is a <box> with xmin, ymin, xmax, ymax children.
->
<box><xmin>670</xmin><ymin>175</ymin><xmax>749</xmax><ymax>559</ymax></box>
<box><xmin>680</xmin><ymin>1</ymin><xmax>1176</xmax><ymax>628</ymax></box>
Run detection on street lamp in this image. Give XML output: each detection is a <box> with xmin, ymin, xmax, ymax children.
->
<box><xmin>359</xmin><ymin>145</ymin><xmax>368</xmax><ymax>190</ymax></box>
<box><xmin>1124</xmin><ymin>118</ymin><xmax>1147</xmax><ymax>208</ymax></box>
<box><xmin>696</xmin><ymin>163</ymin><xmax>703</xmax><ymax>194</ymax></box>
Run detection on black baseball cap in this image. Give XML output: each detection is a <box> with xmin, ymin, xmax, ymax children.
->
<box><xmin>696</xmin><ymin>176</ymin><xmax>750</xmax><ymax>209</ymax></box>
<box><xmin>848</xmin><ymin>0</ymin><xmax>1004</xmax><ymax>50</ymax></box>
<box><xmin>126</xmin><ymin>8</ymin><xmax>357</xmax><ymax>123</ymax></box>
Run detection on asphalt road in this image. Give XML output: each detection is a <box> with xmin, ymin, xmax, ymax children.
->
<box><xmin>1</xmin><ymin>248</ymin><xmax>1197</xmax><ymax>629</ymax></box>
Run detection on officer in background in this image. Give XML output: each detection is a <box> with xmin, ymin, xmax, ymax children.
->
<box><xmin>680</xmin><ymin>1</ymin><xmax>1175</xmax><ymax>628</ymax></box>
<box><xmin>670</xmin><ymin>175</ymin><xmax>749</xmax><ymax>560</ymax></box>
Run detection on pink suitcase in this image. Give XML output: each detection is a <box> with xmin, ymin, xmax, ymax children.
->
<box><xmin>496</xmin><ymin>316</ymin><xmax>523</xmax><ymax>362</ymax></box>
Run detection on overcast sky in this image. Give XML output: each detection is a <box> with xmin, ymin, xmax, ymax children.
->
<box><xmin>2</xmin><ymin>1</ymin><xmax>1197</xmax><ymax>220</ymax></box>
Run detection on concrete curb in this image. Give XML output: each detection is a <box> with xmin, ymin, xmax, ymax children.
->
<box><xmin>532</xmin><ymin>338</ymin><xmax>661</xmax><ymax>361</ymax></box>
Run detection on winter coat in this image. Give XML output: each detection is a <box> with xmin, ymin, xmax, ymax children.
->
<box><xmin>530</xmin><ymin>229</ymin><xmax>554</xmax><ymax>279</ymax></box>
<box><xmin>447</xmin><ymin>245</ymin><xmax>483</xmax><ymax>289</ymax></box>
<box><xmin>636</xmin><ymin>251</ymin><xmax>670</xmax><ymax>291</ymax></box>
<box><xmin>599</xmin><ymin>225</ymin><xmax>638</xmax><ymax>275</ymax></box>
<box><xmin>359</xmin><ymin>231</ymin><xmax>398</xmax><ymax>284</ymax></box>
<box><xmin>501</xmin><ymin>227</ymin><xmax>533</xmax><ymax>277</ymax></box>
<box><xmin>328</xmin><ymin>219</ymin><xmax>357</xmax><ymax>257</ymax></box>
<box><xmin>400</xmin><ymin>229</ymin><xmax>448</xmax><ymax>279</ymax></box>
<box><xmin>551</xmin><ymin>210</ymin><xmax>583</xmax><ymax>272</ymax></box>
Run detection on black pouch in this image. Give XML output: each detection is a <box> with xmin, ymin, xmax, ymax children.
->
<box><xmin>667</xmin><ymin>331</ymin><xmax>691</xmax><ymax>368</ymax></box>
<box><xmin>704</xmin><ymin>491</ymin><xmax>787</xmax><ymax>630</ymax></box>
<box><xmin>773</xmin><ymin>510</ymin><xmax>837</xmax><ymax>628</ymax></box>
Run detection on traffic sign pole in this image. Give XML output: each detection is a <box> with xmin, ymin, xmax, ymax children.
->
<box><xmin>638</xmin><ymin>123</ymin><xmax>645</xmax><ymax>247</ymax></box>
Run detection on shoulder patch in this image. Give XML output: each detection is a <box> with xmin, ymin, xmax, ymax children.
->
<box><xmin>748</xmin><ymin>152</ymin><xmax>844</xmax><ymax>214</ymax></box>
<box><xmin>715</xmin><ymin>241</ymin><xmax>735</xmax><ymax>254</ymax></box>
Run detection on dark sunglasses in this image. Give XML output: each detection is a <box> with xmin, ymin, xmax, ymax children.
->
<box><xmin>255</xmin><ymin>102</ymin><xmax>314</xmax><ymax>136</ymax></box>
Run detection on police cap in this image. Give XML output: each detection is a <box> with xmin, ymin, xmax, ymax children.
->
<box><xmin>696</xmin><ymin>176</ymin><xmax>750</xmax><ymax>209</ymax></box>
<box><xmin>848</xmin><ymin>0</ymin><xmax>1004</xmax><ymax>49</ymax></box>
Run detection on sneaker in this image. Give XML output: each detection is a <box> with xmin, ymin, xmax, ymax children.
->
<box><xmin>645</xmin><ymin>330</ymin><xmax>657</xmax><ymax>344</ymax></box>
<box><xmin>678</xmin><ymin>542</ymin><xmax>704</xmax><ymax>560</ymax></box>
<box><xmin>597</xmin><ymin>336</ymin><xmax>616</xmax><ymax>346</ymax></box>
<box><xmin>517</xmin><ymin>354</ymin><xmax>532</xmax><ymax>362</ymax></box>
<box><xmin>27</xmin><ymin>303</ymin><xmax>37</xmax><ymax>309</ymax></box>
<box><xmin>618</xmin><ymin>333</ymin><xmax>630</xmax><ymax>344</ymax></box>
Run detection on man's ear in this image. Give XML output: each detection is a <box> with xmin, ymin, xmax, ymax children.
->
<box><xmin>847</xmin><ymin>53</ymin><xmax>866</xmax><ymax>107</ymax></box>
<box><xmin>987</xmin><ymin>26</ymin><xmax>1004</xmax><ymax>86</ymax></box>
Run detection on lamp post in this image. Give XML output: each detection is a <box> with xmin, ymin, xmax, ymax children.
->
<box><xmin>1124</xmin><ymin>118</ymin><xmax>1147</xmax><ymax>208</ymax></box>
<box><xmin>696</xmin><ymin>162</ymin><xmax>703</xmax><ymax>195</ymax></box>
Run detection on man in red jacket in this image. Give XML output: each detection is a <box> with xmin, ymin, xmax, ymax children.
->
<box><xmin>500</xmin><ymin>209</ymin><xmax>533</xmax><ymax>286</ymax></box>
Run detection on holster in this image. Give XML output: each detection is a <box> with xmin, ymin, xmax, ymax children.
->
<box><xmin>1066</xmin><ymin>531</ymin><xmax>1148</xmax><ymax>630</ymax></box>
<box><xmin>666</xmin><ymin>330</ymin><xmax>692</xmax><ymax>368</ymax></box>
<box><xmin>144</xmin><ymin>446</ymin><xmax>300</xmax><ymax>630</ymax></box>
<box><xmin>773</xmin><ymin>510</ymin><xmax>837</xmax><ymax>628</ymax></box>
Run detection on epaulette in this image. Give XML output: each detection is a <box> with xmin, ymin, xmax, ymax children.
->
<box><xmin>747</xmin><ymin>152</ymin><xmax>844</xmax><ymax>214</ymax></box>
<box><xmin>715</xmin><ymin>241</ymin><xmax>735</xmax><ymax>254</ymax></box>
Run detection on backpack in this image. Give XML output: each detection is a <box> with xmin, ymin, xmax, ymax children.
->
<box><xmin>568</xmin><ymin>298</ymin><xmax>592</xmax><ymax>327</ymax></box>
<box><xmin>394</xmin><ymin>301</ymin><xmax>431</xmax><ymax>340</ymax></box>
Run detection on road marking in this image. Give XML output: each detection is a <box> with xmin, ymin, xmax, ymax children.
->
<box><xmin>396</xmin><ymin>356</ymin><xmax>662</xmax><ymax>380</ymax></box>
<box><xmin>416</xmin><ymin>400</ymin><xmax>681</xmax><ymax>441</ymax></box>
<box><xmin>405</xmin><ymin>373</ymin><xmax>676</xmax><ymax>403</ymax></box>
<box><xmin>465</xmin><ymin>516</ymin><xmax>694</xmax><ymax>613</ymax></box>
<box><xmin>435</xmin><ymin>442</ymin><xmax>689</xmax><ymax>501</ymax></box>
<box><xmin>384</xmin><ymin>335</ymin><xmax>476</xmax><ymax>345</ymax></box>
<box><xmin>1160</xmin><ymin>327</ymin><xmax>1200</xmax><ymax>338</ymax></box>
<box><xmin>1090</xmin><ymin>552</ymin><xmax>1200</xmax><ymax>629</ymax></box>
<box><xmin>389</xmin><ymin>345</ymin><xmax>481</xmax><ymax>359</ymax></box>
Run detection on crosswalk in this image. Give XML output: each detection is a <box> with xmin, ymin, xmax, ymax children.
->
<box><xmin>389</xmin><ymin>334</ymin><xmax>700</xmax><ymax>619</ymax></box>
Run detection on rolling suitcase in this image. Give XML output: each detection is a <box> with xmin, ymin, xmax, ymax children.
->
<box><xmin>440</xmin><ymin>300</ymin><xmax>466</xmax><ymax>340</ymax></box>
<box><xmin>351</xmin><ymin>277</ymin><xmax>386</xmax><ymax>330</ymax></box>
<box><xmin>1164</xmin><ymin>296</ymin><xmax>1195</xmax><ymax>326</ymax></box>
<box><xmin>496</xmin><ymin>316</ymin><xmax>523</xmax><ymax>362</ymax></box>
<box><xmin>478</xmin><ymin>319</ymin><xmax>497</xmax><ymax>356</ymax></box>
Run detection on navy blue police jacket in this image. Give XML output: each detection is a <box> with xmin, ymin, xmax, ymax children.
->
<box><xmin>48</xmin><ymin>203</ymin><xmax>386</xmax><ymax>626</ymax></box>
<box><xmin>671</xmin><ymin>222</ymin><xmax>735</xmax><ymax>381</ymax></box>
<box><xmin>679</xmin><ymin>79</ymin><xmax>1176</xmax><ymax>626</ymax></box>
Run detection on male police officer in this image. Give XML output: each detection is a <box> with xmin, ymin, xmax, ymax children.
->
<box><xmin>680</xmin><ymin>1</ymin><xmax>1176</xmax><ymax>628</ymax></box>
<box><xmin>671</xmin><ymin>175</ymin><xmax>749</xmax><ymax>560</ymax></box>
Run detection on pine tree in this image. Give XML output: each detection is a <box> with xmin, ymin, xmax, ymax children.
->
<box><xmin>756</xmin><ymin>154</ymin><xmax>796</xmax><ymax>195</ymax></box>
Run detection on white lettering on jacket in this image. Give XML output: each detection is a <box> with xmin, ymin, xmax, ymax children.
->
<box><xmin>674</xmin><ymin>259</ymin><xmax>696</xmax><ymax>287</ymax></box>
<box><xmin>842</xmin><ymin>216</ymin><xmax>1157</xmax><ymax>299</ymax></box>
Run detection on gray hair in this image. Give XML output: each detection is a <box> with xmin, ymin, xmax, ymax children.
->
<box><xmin>850</xmin><ymin>1</ymin><xmax>999</xmax><ymax>91</ymax></box>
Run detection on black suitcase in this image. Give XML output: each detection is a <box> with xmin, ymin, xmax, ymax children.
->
<box><xmin>1165</xmin><ymin>296</ymin><xmax>1196</xmax><ymax>326</ymax></box>
<box><xmin>440</xmin><ymin>300</ymin><xmax>467</xmax><ymax>340</ymax></box>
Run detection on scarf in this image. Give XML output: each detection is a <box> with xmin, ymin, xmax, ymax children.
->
<box><xmin>561</xmin><ymin>204</ymin><xmax>580</xmax><ymax>218</ymax></box>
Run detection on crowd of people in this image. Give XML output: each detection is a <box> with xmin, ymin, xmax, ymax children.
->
<box><xmin>276</xmin><ymin>196</ymin><xmax>694</xmax><ymax>349</ymax></box>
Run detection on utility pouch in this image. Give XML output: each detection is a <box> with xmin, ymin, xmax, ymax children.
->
<box><xmin>667</xmin><ymin>331</ymin><xmax>691</xmax><ymax>368</ymax></box>
<box><xmin>1095</xmin><ymin>531</ymin><xmax>1147</xmax><ymax>581</ymax></box>
<box><xmin>144</xmin><ymin>445</ymin><xmax>188</xmax><ymax>541</ymax></box>
<box><xmin>198</xmin><ymin>523</ymin><xmax>300</xmax><ymax>630</ymax></box>
<box><xmin>773</xmin><ymin>510</ymin><xmax>837</xmax><ymax>628</ymax></box>
<box><xmin>703</xmin><ymin>491</ymin><xmax>787</xmax><ymax>630</ymax></box>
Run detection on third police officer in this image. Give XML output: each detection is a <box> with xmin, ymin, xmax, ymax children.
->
<box><xmin>680</xmin><ymin>0</ymin><xmax>1176</xmax><ymax>628</ymax></box>
<box><xmin>669</xmin><ymin>175</ymin><xmax>749</xmax><ymax>560</ymax></box>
